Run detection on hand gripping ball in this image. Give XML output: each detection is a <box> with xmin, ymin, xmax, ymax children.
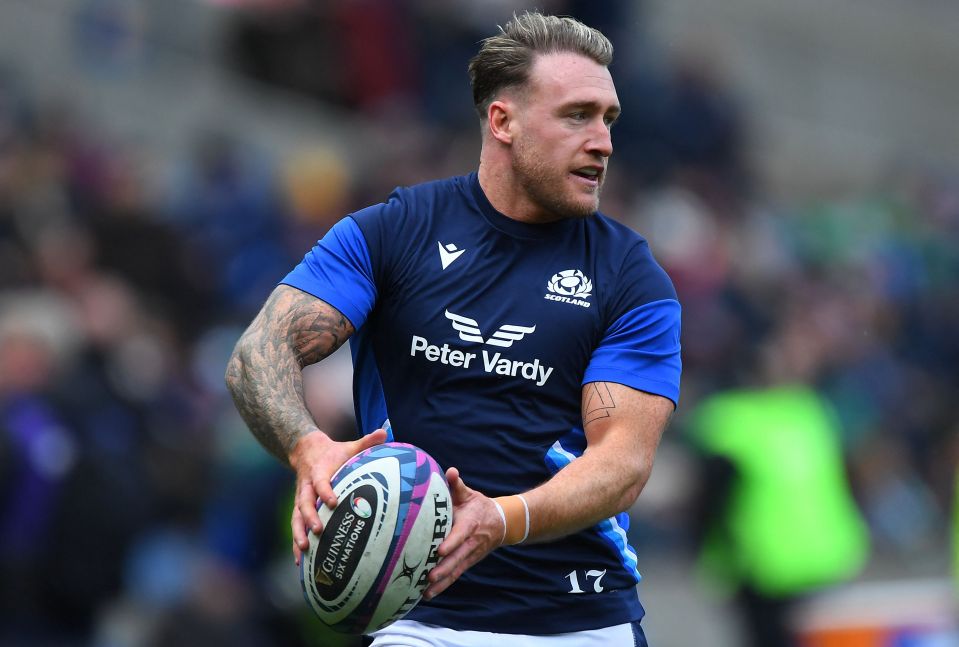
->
<box><xmin>299</xmin><ymin>442</ymin><xmax>452</xmax><ymax>634</ymax></box>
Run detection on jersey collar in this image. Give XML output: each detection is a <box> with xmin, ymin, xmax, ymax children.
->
<box><xmin>466</xmin><ymin>172</ymin><xmax>583</xmax><ymax>240</ymax></box>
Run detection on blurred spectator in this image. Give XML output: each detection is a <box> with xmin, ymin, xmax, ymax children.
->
<box><xmin>72</xmin><ymin>0</ymin><xmax>150</xmax><ymax>78</ymax></box>
<box><xmin>85</xmin><ymin>144</ymin><xmax>215</xmax><ymax>342</ymax></box>
<box><xmin>954</xmin><ymin>473</ymin><xmax>959</xmax><ymax>592</ymax></box>
<box><xmin>661</xmin><ymin>47</ymin><xmax>750</xmax><ymax>199</ymax></box>
<box><xmin>164</xmin><ymin>130</ymin><xmax>292</xmax><ymax>318</ymax></box>
<box><xmin>0</xmin><ymin>292</ymin><xmax>86</xmax><ymax>640</ymax></box>
<box><xmin>280</xmin><ymin>146</ymin><xmax>353</xmax><ymax>240</ymax></box>
<box><xmin>0</xmin><ymin>280</ymin><xmax>212</xmax><ymax>642</ymax></box>
<box><xmin>225</xmin><ymin>4</ymin><xmax>345</xmax><ymax>106</ymax></box>
<box><xmin>684</xmin><ymin>320</ymin><xmax>870</xmax><ymax>647</ymax></box>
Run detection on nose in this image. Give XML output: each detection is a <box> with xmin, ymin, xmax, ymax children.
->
<box><xmin>586</xmin><ymin>119</ymin><xmax>613</xmax><ymax>158</ymax></box>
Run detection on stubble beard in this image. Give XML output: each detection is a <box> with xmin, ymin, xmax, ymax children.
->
<box><xmin>512</xmin><ymin>140</ymin><xmax>601</xmax><ymax>221</ymax></box>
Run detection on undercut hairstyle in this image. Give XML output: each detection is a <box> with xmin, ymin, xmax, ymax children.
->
<box><xmin>468</xmin><ymin>11</ymin><xmax>614</xmax><ymax>120</ymax></box>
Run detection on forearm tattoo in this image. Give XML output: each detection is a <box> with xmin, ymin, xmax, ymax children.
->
<box><xmin>583</xmin><ymin>382</ymin><xmax>617</xmax><ymax>426</ymax></box>
<box><xmin>225</xmin><ymin>286</ymin><xmax>354</xmax><ymax>464</ymax></box>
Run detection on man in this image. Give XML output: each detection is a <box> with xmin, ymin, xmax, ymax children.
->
<box><xmin>226</xmin><ymin>11</ymin><xmax>681</xmax><ymax>646</ymax></box>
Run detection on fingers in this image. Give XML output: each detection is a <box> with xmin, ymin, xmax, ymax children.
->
<box><xmin>291</xmin><ymin>505</ymin><xmax>307</xmax><ymax>564</ymax></box>
<box><xmin>313</xmin><ymin>475</ymin><xmax>338</xmax><ymax>509</ymax></box>
<box><xmin>294</xmin><ymin>482</ymin><xmax>323</xmax><ymax>565</ymax></box>
<box><xmin>291</xmin><ymin>431</ymin><xmax>391</xmax><ymax>566</ymax></box>
<box><xmin>298</xmin><ymin>480</ymin><xmax>324</xmax><ymax>532</ymax></box>
<box><xmin>424</xmin><ymin>472</ymin><xmax>503</xmax><ymax>601</ymax></box>
<box><xmin>436</xmin><ymin>468</ymin><xmax>467</xmax><ymax>559</ymax></box>
<box><xmin>436</xmin><ymin>467</ymin><xmax>478</xmax><ymax>560</ymax></box>
<box><xmin>424</xmin><ymin>575</ymin><xmax>449</xmax><ymax>600</ymax></box>
<box><xmin>437</xmin><ymin>520</ymin><xmax>465</xmax><ymax>559</ymax></box>
<box><xmin>424</xmin><ymin>535</ymin><xmax>485</xmax><ymax>600</ymax></box>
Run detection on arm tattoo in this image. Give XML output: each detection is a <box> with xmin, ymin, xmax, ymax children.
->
<box><xmin>289</xmin><ymin>303</ymin><xmax>352</xmax><ymax>367</ymax></box>
<box><xmin>584</xmin><ymin>382</ymin><xmax>617</xmax><ymax>426</ymax></box>
<box><xmin>225</xmin><ymin>286</ymin><xmax>355</xmax><ymax>465</ymax></box>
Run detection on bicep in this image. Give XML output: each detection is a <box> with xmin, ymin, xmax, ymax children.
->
<box><xmin>247</xmin><ymin>285</ymin><xmax>355</xmax><ymax>368</ymax></box>
<box><xmin>581</xmin><ymin>381</ymin><xmax>673</xmax><ymax>460</ymax></box>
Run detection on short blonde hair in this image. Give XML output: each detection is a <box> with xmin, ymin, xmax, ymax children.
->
<box><xmin>468</xmin><ymin>11</ymin><xmax>614</xmax><ymax>119</ymax></box>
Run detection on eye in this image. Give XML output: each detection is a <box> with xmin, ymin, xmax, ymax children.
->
<box><xmin>604</xmin><ymin>115</ymin><xmax>619</xmax><ymax>128</ymax></box>
<box><xmin>568</xmin><ymin>111</ymin><xmax>588</xmax><ymax>122</ymax></box>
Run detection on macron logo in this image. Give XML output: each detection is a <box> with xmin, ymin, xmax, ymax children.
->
<box><xmin>444</xmin><ymin>310</ymin><xmax>535</xmax><ymax>348</ymax></box>
<box><xmin>438</xmin><ymin>241</ymin><xmax>466</xmax><ymax>269</ymax></box>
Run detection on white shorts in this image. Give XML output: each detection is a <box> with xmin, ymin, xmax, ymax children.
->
<box><xmin>369</xmin><ymin>619</ymin><xmax>647</xmax><ymax>647</ymax></box>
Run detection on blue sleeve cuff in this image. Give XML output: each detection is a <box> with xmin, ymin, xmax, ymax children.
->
<box><xmin>280</xmin><ymin>216</ymin><xmax>377</xmax><ymax>329</ymax></box>
<box><xmin>583</xmin><ymin>299</ymin><xmax>682</xmax><ymax>406</ymax></box>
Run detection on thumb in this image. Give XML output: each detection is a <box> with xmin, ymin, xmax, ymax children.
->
<box><xmin>445</xmin><ymin>467</ymin><xmax>471</xmax><ymax>504</ymax></box>
<box><xmin>353</xmin><ymin>428</ymin><xmax>388</xmax><ymax>454</ymax></box>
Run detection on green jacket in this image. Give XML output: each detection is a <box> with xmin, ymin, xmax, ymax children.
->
<box><xmin>688</xmin><ymin>384</ymin><xmax>870</xmax><ymax>597</ymax></box>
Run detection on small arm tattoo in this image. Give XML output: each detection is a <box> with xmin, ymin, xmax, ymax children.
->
<box><xmin>226</xmin><ymin>286</ymin><xmax>355</xmax><ymax>463</ymax></box>
<box><xmin>584</xmin><ymin>382</ymin><xmax>617</xmax><ymax>426</ymax></box>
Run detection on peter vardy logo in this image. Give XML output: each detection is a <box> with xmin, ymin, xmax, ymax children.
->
<box><xmin>437</xmin><ymin>241</ymin><xmax>466</xmax><ymax>270</ymax></box>
<box><xmin>444</xmin><ymin>310</ymin><xmax>535</xmax><ymax>348</ymax></box>
<box><xmin>408</xmin><ymin>309</ymin><xmax>554</xmax><ymax>386</ymax></box>
<box><xmin>545</xmin><ymin>269</ymin><xmax>592</xmax><ymax>308</ymax></box>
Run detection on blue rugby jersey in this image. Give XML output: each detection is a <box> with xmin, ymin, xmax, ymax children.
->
<box><xmin>282</xmin><ymin>172</ymin><xmax>681</xmax><ymax>634</ymax></box>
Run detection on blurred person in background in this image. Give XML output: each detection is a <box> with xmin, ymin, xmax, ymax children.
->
<box><xmin>227</xmin><ymin>11</ymin><xmax>680</xmax><ymax>647</ymax></box>
<box><xmin>954</xmin><ymin>473</ymin><xmax>958</xmax><ymax>593</ymax></box>
<box><xmin>685</xmin><ymin>314</ymin><xmax>870</xmax><ymax>647</ymax></box>
<box><xmin>0</xmin><ymin>292</ymin><xmax>82</xmax><ymax>642</ymax></box>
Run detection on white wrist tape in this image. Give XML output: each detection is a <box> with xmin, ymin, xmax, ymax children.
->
<box><xmin>493</xmin><ymin>494</ymin><xmax>530</xmax><ymax>545</ymax></box>
<box><xmin>492</xmin><ymin>499</ymin><xmax>507</xmax><ymax>545</ymax></box>
<box><xmin>516</xmin><ymin>493</ymin><xmax>530</xmax><ymax>544</ymax></box>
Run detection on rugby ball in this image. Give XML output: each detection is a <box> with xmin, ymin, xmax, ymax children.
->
<box><xmin>299</xmin><ymin>442</ymin><xmax>452</xmax><ymax>634</ymax></box>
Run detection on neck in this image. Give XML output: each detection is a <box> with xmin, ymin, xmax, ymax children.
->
<box><xmin>477</xmin><ymin>152</ymin><xmax>555</xmax><ymax>225</ymax></box>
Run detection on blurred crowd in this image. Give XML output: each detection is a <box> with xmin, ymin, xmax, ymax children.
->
<box><xmin>1</xmin><ymin>1</ymin><xmax>957</xmax><ymax>645</ymax></box>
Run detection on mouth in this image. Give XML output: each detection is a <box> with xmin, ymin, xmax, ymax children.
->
<box><xmin>570</xmin><ymin>166</ymin><xmax>604</xmax><ymax>188</ymax></box>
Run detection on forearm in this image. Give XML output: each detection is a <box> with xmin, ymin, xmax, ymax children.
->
<box><xmin>520</xmin><ymin>435</ymin><xmax>654</xmax><ymax>543</ymax></box>
<box><xmin>225</xmin><ymin>286</ymin><xmax>355</xmax><ymax>465</ymax></box>
<box><xmin>504</xmin><ymin>383</ymin><xmax>673</xmax><ymax>545</ymax></box>
<box><xmin>226</xmin><ymin>334</ymin><xmax>318</xmax><ymax>465</ymax></box>
<box><xmin>426</xmin><ymin>386</ymin><xmax>671</xmax><ymax>600</ymax></box>
<box><xmin>426</xmin><ymin>429</ymin><xmax>656</xmax><ymax>600</ymax></box>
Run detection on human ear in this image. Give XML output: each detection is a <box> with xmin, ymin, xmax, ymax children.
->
<box><xmin>487</xmin><ymin>100</ymin><xmax>514</xmax><ymax>145</ymax></box>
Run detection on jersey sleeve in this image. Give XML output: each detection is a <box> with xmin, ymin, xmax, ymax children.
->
<box><xmin>583</xmin><ymin>240</ymin><xmax>682</xmax><ymax>406</ymax></box>
<box><xmin>280</xmin><ymin>216</ymin><xmax>377</xmax><ymax>330</ymax></box>
<box><xmin>583</xmin><ymin>299</ymin><xmax>682</xmax><ymax>406</ymax></box>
